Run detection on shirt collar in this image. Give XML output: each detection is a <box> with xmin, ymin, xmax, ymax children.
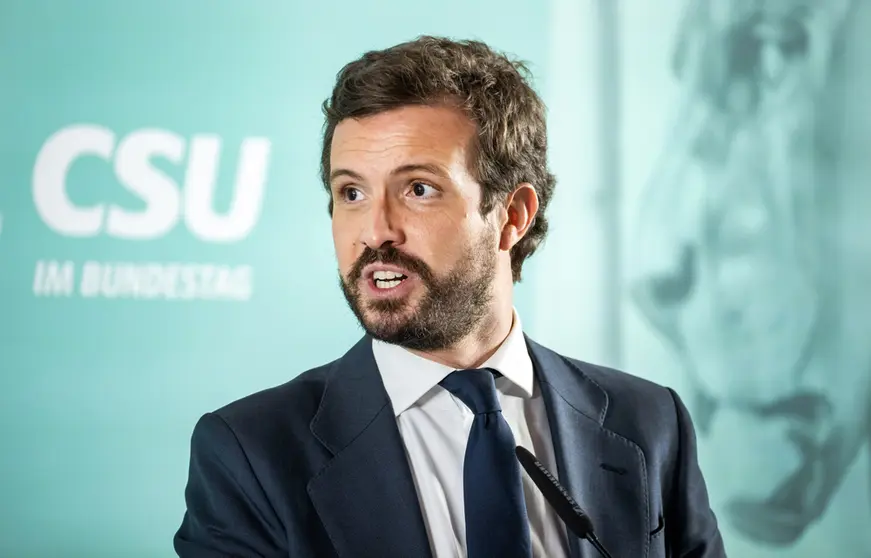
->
<box><xmin>372</xmin><ymin>309</ymin><xmax>534</xmax><ymax>417</ymax></box>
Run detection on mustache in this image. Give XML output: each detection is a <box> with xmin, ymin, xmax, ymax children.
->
<box><xmin>348</xmin><ymin>245</ymin><xmax>434</xmax><ymax>283</ymax></box>
<box><xmin>754</xmin><ymin>391</ymin><xmax>833</xmax><ymax>426</ymax></box>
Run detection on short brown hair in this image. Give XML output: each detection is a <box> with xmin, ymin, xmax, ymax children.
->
<box><xmin>320</xmin><ymin>35</ymin><xmax>555</xmax><ymax>282</ymax></box>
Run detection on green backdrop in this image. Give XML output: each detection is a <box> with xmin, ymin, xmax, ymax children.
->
<box><xmin>3</xmin><ymin>1</ymin><xmax>869</xmax><ymax>557</ymax></box>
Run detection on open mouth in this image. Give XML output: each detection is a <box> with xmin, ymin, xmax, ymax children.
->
<box><xmin>372</xmin><ymin>270</ymin><xmax>408</xmax><ymax>290</ymax></box>
<box><xmin>724</xmin><ymin>417</ymin><xmax>833</xmax><ymax>546</ymax></box>
<box><xmin>725</xmin><ymin>454</ymin><xmax>822</xmax><ymax>546</ymax></box>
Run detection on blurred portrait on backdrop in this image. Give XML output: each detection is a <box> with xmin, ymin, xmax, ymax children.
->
<box><xmin>630</xmin><ymin>0</ymin><xmax>871</xmax><ymax>550</ymax></box>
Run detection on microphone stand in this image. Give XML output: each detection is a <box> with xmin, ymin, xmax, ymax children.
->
<box><xmin>515</xmin><ymin>446</ymin><xmax>616</xmax><ymax>558</ymax></box>
<box><xmin>586</xmin><ymin>533</ymin><xmax>614</xmax><ymax>558</ymax></box>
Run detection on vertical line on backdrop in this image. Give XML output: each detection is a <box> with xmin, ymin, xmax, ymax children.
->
<box><xmin>595</xmin><ymin>0</ymin><xmax>623</xmax><ymax>368</ymax></box>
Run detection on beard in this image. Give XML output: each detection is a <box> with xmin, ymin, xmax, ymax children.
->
<box><xmin>339</xmin><ymin>231</ymin><xmax>497</xmax><ymax>351</ymax></box>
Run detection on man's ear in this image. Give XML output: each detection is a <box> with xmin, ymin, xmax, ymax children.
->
<box><xmin>499</xmin><ymin>183</ymin><xmax>539</xmax><ymax>251</ymax></box>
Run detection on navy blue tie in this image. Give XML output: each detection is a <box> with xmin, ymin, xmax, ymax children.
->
<box><xmin>439</xmin><ymin>368</ymin><xmax>532</xmax><ymax>558</ymax></box>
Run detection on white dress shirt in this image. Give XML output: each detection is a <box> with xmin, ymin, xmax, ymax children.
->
<box><xmin>372</xmin><ymin>310</ymin><xmax>570</xmax><ymax>558</ymax></box>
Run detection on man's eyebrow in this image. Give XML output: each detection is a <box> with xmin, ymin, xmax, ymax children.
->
<box><xmin>329</xmin><ymin>168</ymin><xmax>365</xmax><ymax>183</ymax></box>
<box><xmin>391</xmin><ymin>163</ymin><xmax>451</xmax><ymax>179</ymax></box>
<box><xmin>329</xmin><ymin>163</ymin><xmax>451</xmax><ymax>185</ymax></box>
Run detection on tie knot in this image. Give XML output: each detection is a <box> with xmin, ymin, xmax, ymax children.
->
<box><xmin>439</xmin><ymin>368</ymin><xmax>502</xmax><ymax>414</ymax></box>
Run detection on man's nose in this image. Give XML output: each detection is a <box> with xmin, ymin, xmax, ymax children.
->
<box><xmin>361</xmin><ymin>196</ymin><xmax>404</xmax><ymax>250</ymax></box>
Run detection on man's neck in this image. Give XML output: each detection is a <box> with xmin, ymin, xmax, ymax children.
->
<box><xmin>407</xmin><ymin>304</ymin><xmax>515</xmax><ymax>370</ymax></box>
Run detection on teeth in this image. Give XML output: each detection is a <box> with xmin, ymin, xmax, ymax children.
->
<box><xmin>375</xmin><ymin>279</ymin><xmax>403</xmax><ymax>289</ymax></box>
<box><xmin>373</xmin><ymin>270</ymin><xmax>405</xmax><ymax>280</ymax></box>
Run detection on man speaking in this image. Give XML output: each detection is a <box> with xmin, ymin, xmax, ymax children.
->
<box><xmin>173</xmin><ymin>36</ymin><xmax>726</xmax><ymax>557</ymax></box>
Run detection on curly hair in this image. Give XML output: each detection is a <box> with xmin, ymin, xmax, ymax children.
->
<box><xmin>320</xmin><ymin>35</ymin><xmax>555</xmax><ymax>282</ymax></box>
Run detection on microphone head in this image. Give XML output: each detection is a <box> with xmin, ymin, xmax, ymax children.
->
<box><xmin>515</xmin><ymin>446</ymin><xmax>595</xmax><ymax>539</ymax></box>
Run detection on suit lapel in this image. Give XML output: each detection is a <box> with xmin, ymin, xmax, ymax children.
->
<box><xmin>307</xmin><ymin>336</ymin><xmax>433</xmax><ymax>558</ymax></box>
<box><xmin>527</xmin><ymin>337</ymin><xmax>651</xmax><ymax>558</ymax></box>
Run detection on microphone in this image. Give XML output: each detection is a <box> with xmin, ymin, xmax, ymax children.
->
<box><xmin>515</xmin><ymin>446</ymin><xmax>614</xmax><ymax>558</ymax></box>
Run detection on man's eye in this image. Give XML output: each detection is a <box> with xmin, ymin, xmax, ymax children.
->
<box><xmin>410</xmin><ymin>182</ymin><xmax>436</xmax><ymax>198</ymax></box>
<box><xmin>340</xmin><ymin>187</ymin><xmax>363</xmax><ymax>202</ymax></box>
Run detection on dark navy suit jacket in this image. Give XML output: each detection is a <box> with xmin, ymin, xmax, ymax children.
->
<box><xmin>174</xmin><ymin>335</ymin><xmax>726</xmax><ymax>557</ymax></box>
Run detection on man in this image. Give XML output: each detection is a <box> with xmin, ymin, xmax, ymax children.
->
<box><xmin>629</xmin><ymin>0</ymin><xmax>871</xmax><ymax>553</ymax></box>
<box><xmin>174</xmin><ymin>36</ymin><xmax>725</xmax><ymax>558</ymax></box>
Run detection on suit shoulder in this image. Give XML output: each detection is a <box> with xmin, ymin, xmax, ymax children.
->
<box><xmin>561</xmin><ymin>354</ymin><xmax>682</xmax><ymax>446</ymax></box>
<box><xmin>211</xmin><ymin>357</ymin><xmax>338</xmax><ymax>428</ymax></box>
<box><xmin>184</xmin><ymin>357</ymin><xmax>342</xmax><ymax>487</ymax></box>
<box><xmin>567</xmin><ymin>355</ymin><xmax>674</xmax><ymax>402</ymax></box>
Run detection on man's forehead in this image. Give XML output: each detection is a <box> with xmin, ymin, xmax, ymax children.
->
<box><xmin>698</xmin><ymin>0</ymin><xmax>841</xmax><ymax>27</ymax></box>
<box><xmin>673</xmin><ymin>0</ymin><xmax>852</xmax><ymax>55</ymax></box>
<box><xmin>671</xmin><ymin>0</ymin><xmax>854</xmax><ymax>92</ymax></box>
<box><xmin>334</xmin><ymin>105</ymin><xmax>473</xmax><ymax>135</ymax></box>
<box><xmin>330</xmin><ymin>107</ymin><xmax>476</xmax><ymax>167</ymax></box>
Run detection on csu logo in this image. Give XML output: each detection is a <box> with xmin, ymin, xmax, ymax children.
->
<box><xmin>32</xmin><ymin>124</ymin><xmax>271</xmax><ymax>242</ymax></box>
